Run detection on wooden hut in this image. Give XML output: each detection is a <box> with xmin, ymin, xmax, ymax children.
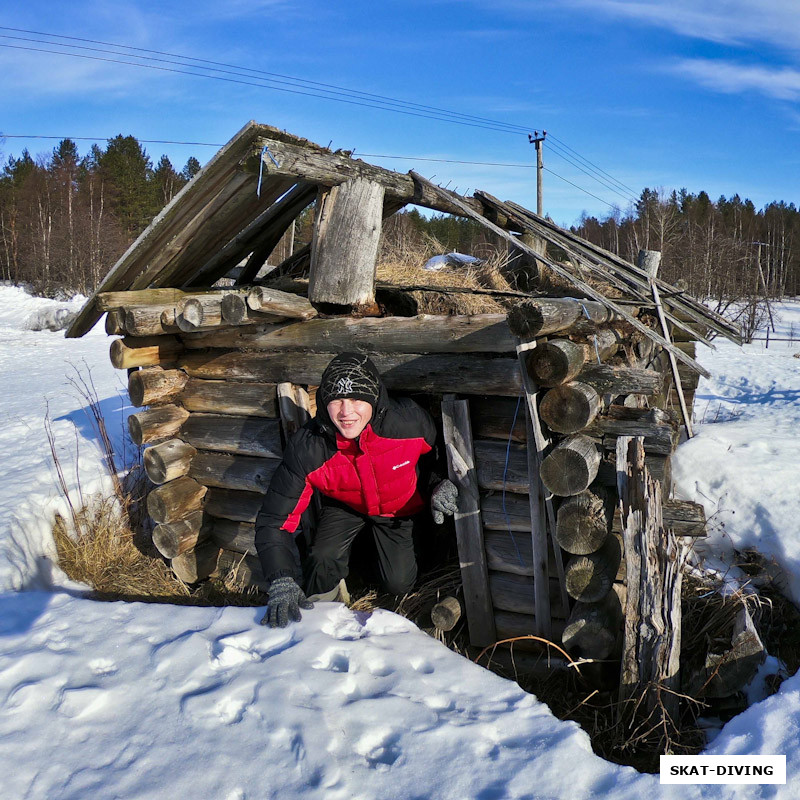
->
<box><xmin>67</xmin><ymin>122</ymin><xmax>740</xmax><ymax>685</ymax></box>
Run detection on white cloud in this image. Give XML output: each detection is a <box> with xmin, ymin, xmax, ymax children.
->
<box><xmin>559</xmin><ymin>0</ymin><xmax>800</xmax><ymax>51</ymax></box>
<box><xmin>670</xmin><ymin>58</ymin><xmax>800</xmax><ymax>101</ymax></box>
<box><xmin>0</xmin><ymin>47</ymin><xmax>146</xmax><ymax>97</ymax></box>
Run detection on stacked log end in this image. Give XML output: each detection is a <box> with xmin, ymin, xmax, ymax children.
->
<box><xmin>507</xmin><ymin>310</ymin><xmax>703</xmax><ymax>665</ymax></box>
<box><xmin>104</xmin><ymin>286</ymin><xmax>316</xmax><ymax>583</ymax></box>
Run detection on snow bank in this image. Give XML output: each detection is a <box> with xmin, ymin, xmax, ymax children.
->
<box><xmin>0</xmin><ymin>282</ymin><xmax>86</xmax><ymax>333</ymax></box>
<box><xmin>0</xmin><ymin>284</ymin><xmax>130</xmax><ymax>592</ymax></box>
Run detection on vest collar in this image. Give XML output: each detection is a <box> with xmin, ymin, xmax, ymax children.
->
<box><xmin>335</xmin><ymin>423</ymin><xmax>375</xmax><ymax>451</ymax></box>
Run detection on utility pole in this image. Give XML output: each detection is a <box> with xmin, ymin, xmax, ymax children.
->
<box><xmin>528</xmin><ymin>130</ymin><xmax>546</xmax><ymax>216</ymax></box>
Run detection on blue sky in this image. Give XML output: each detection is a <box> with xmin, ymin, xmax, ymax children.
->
<box><xmin>1</xmin><ymin>0</ymin><xmax>799</xmax><ymax>226</ymax></box>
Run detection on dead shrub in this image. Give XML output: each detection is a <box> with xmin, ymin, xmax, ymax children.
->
<box><xmin>52</xmin><ymin>494</ymin><xmax>187</xmax><ymax>602</ymax></box>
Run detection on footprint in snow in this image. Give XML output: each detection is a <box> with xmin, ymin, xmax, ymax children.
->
<box><xmin>355</xmin><ymin>728</ymin><xmax>402</xmax><ymax>769</ymax></box>
<box><xmin>180</xmin><ymin>681</ymin><xmax>256</xmax><ymax>726</ymax></box>
<box><xmin>6</xmin><ymin>678</ymin><xmax>46</xmax><ymax>710</ymax></box>
<box><xmin>311</xmin><ymin>648</ymin><xmax>350</xmax><ymax>673</ymax></box>
<box><xmin>409</xmin><ymin>657</ymin><xmax>434</xmax><ymax>674</ymax></box>
<box><xmin>364</xmin><ymin>657</ymin><xmax>392</xmax><ymax>677</ymax></box>
<box><xmin>88</xmin><ymin>658</ymin><xmax>118</xmax><ymax>676</ymax></box>
<box><xmin>210</xmin><ymin>628</ymin><xmax>298</xmax><ymax>669</ymax></box>
<box><xmin>56</xmin><ymin>685</ymin><xmax>110</xmax><ymax>719</ymax></box>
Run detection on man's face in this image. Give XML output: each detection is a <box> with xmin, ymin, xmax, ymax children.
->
<box><xmin>326</xmin><ymin>398</ymin><xmax>373</xmax><ymax>440</ymax></box>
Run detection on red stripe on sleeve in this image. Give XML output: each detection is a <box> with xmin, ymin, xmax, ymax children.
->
<box><xmin>280</xmin><ymin>481</ymin><xmax>314</xmax><ymax>533</ymax></box>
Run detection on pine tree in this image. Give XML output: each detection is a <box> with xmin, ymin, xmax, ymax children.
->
<box><xmin>182</xmin><ymin>156</ymin><xmax>201</xmax><ymax>181</ymax></box>
<box><xmin>98</xmin><ymin>135</ymin><xmax>154</xmax><ymax>235</ymax></box>
<box><xmin>51</xmin><ymin>139</ymin><xmax>80</xmax><ymax>284</ymax></box>
<box><xmin>153</xmin><ymin>154</ymin><xmax>185</xmax><ymax>209</ymax></box>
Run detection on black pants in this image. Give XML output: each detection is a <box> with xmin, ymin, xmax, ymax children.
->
<box><xmin>304</xmin><ymin>502</ymin><xmax>418</xmax><ymax>597</ymax></box>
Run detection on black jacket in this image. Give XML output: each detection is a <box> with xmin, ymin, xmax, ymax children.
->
<box><xmin>255</xmin><ymin>382</ymin><xmax>438</xmax><ymax>583</ymax></box>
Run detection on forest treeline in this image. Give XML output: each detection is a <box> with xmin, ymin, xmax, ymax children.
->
<box><xmin>2</xmin><ymin>136</ymin><xmax>798</xmax><ymax>304</ymax></box>
<box><xmin>0</xmin><ymin>136</ymin><xmax>200</xmax><ymax>295</ymax></box>
<box><xmin>573</xmin><ymin>188</ymin><xmax>800</xmax><ymax>302</ymax></box>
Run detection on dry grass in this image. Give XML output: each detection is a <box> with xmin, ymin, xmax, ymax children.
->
<box><xmin>376</xmin><ymin>228</ymin><xmax>519</xmax><ymax>315</ymax></box>
<box><xmin>376</xmin><ymin>260</ymin><xmax>514</xmax><ymax>315</ymax></box>
<box><xmin>52</xmin><ymin>495</ymin><xmax>188</xmax><ymax>602</ymax></box>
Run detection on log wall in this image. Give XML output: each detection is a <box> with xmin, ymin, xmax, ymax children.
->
<box><xmin>105</xmin><ymin>283</ymin><xmax>705</xmax><ymax>656</ymax></box>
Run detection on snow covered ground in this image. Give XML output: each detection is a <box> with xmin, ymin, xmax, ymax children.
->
<box><xmin>1</xmin><ymin>284</ymin><xmax>799</xmax><ymax>799</ymax></box>
<box><xmin>672</xmin><ymin>304</ymin><xmax>800</xmax><ymax>605</ymax></box>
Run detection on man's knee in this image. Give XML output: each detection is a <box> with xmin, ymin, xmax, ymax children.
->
<box><xmin>383</xmin><ymin>561</ymin><xmax>417</xmax><ymax>596</ymax></box>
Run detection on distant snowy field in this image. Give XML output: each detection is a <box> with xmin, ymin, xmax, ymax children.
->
<box><xmin>1</xmin><ymin>284</ymin><xmax>799</xmax><ymax>799</ymax></box>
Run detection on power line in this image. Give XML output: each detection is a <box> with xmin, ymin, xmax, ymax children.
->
<box><xmin>0</xmin><ymin>26</ymin><xmax>642</xmax><ymax>211</ymax></box>
<box><xmin>0</xmin><ymin>28</ymin><xmax>640</xmax><ymax>204</ymax></box>
<box><xmin>543</xmin><ymin>166</ymin><xmax>621</xmax><ymax>212</ymax></box>
<box><xmin>0</xmin><ymin>26</ymin><xmax>535</xmax><ymax>137</ymax></box>
<box><xmin>545</xmin><ymin>141</ymin><xmax>638</xmax><ymax>205</ymax></box>
<box><xmin>549</xmin><ymin>132</ymin><xmax>639</xmax><ymax>196</ymax></box>
<box><xmin>1</xmin><ymin>134</ymin><xmax>224</xmax><ymax>147</ymax></box>
<box><xmin>0</xmin><ymin>38</ymin><xmax>529</xmax><ymax>137</ymax></box>
<box><xmin>0</xmin><ymin>135</ymin><xmax>536</xmax><ymax>168</ymax></box>
<box><xmin>2</xmin><ymin>43</ymin><xmax>535</xmax><ymax>137</ymax></box>
<box><xmin>0</xmin><ymin>26</ymin><xmax>639</xmax><ymax>187</ymax></box>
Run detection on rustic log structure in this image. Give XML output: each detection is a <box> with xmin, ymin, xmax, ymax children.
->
<box><xmin>68</xmin><ymin>122</ymin><xmax>738</xmax><ymax>690</ymax></box>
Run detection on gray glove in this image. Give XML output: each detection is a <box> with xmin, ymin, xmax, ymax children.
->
<box><xmin>431</xmin><ymin>479</ymin><xmax>459</xmax><ymax>524</ymax></box>
<box><xmin>260</xmin><ymin>576</ymin><xmax>313</xmax><ymax>628</ymax></box>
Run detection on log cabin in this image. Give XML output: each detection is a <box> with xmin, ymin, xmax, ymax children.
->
<box><xmin>67</xmin><ymin>122</ymin><xmax>740</xmax><ymax>693</ymax></box>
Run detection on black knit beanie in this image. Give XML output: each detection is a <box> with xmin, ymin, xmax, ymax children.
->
<box><xmin>318</xmin><ymin>352</ymin><xmax>381</xmax><ymax>411</ymax></box>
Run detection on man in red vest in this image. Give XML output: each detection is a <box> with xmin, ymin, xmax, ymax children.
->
<box><xmin>255</xmin><ymin>353</ymin><xmax>458</xmax><ymax>627</ymax></box>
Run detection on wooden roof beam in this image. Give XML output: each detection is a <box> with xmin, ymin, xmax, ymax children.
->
<box><xmin>240</xmin><ymin>135</ymin><xmax>505</xmax><ymax>221</ymax></box>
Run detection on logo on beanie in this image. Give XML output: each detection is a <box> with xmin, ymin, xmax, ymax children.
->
<box><xmin>334</xmin><ymin>377</ymin><xmax>354</xmax><ymax>395</ymax></box>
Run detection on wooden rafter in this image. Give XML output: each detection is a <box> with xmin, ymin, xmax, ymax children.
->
<box><xmin>411</xmin><ymin>173</ymin><xmax>711</xmax><ymax>378</ymax></box>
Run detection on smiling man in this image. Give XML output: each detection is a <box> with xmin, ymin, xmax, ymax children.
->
<box><xmin>255</xmin><ymin>352</ymin><xmax>458</xmax><ymax>628</ymax></box>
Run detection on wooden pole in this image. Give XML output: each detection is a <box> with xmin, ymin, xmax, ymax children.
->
<box><xmin>277</xmin><ymin>382</ymin><xmax>313</xmax><ymax>441</ymax></box>
<box><xmin>152</xmin><ymin>510</ymin><xmax>206</xmax><ymax>558</ymax></box>
<box><xmin>539</xmin><ymin>434</ymin><xmax>601</xmax><ymax>497</ymax></box>
<box><xmin>110</xmin><ymin>336</ymin><xmax>183</xmax><ymax>370</ymax></box>
<box><xmin>539</xmin><ymin>382</ymin><xmax>602</xmax><ymax>434</ymax></box>
<box><xmin>516</xmin><ymin>340</ymin><xmax>569</xmax><ymax>618</ymax></box>
<box><xmin>562</xmin><ymin>588</ymin><xmax>623</xmax><ymax>660</ymax></box>
<box><xmin>105</xmin><ymin>309</ymin><xmax>126</xmax><ymax>335</ymax></box>
<box><xmin>616</xmin><ymin>436</ymin><xmax>686</xmax><ymax>721</ymax></box>
<box><xmin>179</xmin><ymin>414</ymin><xmax>283</xmax><ymax>458</ymax></box>
<box><xmin>309</xmin><ymin>178</ymin><xmax>385</xmax><ymax>310</ymax></box>
<box><xmin>128</xmin><ymin>366</ymin><xmax>188</xmax><ymax>407</ymax></box>
<box><xmin>171</xmin><ymin>541</ymin><xmax>220</xmax><ymax>584</ymax></box>
<box><xmin>189</xmin><ymin>451</ymin><xmax>279</xmax><ymax>494</ymax></box>
<box><xmin>143</xmin><ymin>438</ymin><xmax>197</xmax><ymax>484</ymax></box>
<box><xmin>147</xmin><ymin>475</ymin><xmax>207</xmax><ymax>525</ymax></box>
<box><xmin>564</xmin><ymin>534</ymin><xmax>622</xmax><ymax>603</ymax></box>
<box><xmin>525</xmin><ymin>411</ymin><xmax>551</xmax><ymax>637</ymax></box>
<box><xmin>179</xmin><ymin>378</ymin><xmax>279</xmax><ymax>417</ymax></box>
<box><xmin>537</xmin><ymin>138</ymin><xmax>544</xmax><ymax>216</ymax></box>
<box><xmin>441</xmin><ymin>395</ymin><xmax>497</xmax><ymax>647</ymax></box>
<box><xmin>638</xmin><ymin>249</ymin><xmax>694</xmax><ymax>439</ymax></box>
<box><xmin>556</xmin><ymin>488</ymin><xmax>611</xmax><ymax>555</ymax></box>
<box><xmin>431</xmin><ymin>596</ymin><xmax>462</xmax><ymax>632</ymax></box>
<box><xmin>128</xmin><ymin>405</ymin><xmax>189</xmax><ymax>446</ymax></box>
